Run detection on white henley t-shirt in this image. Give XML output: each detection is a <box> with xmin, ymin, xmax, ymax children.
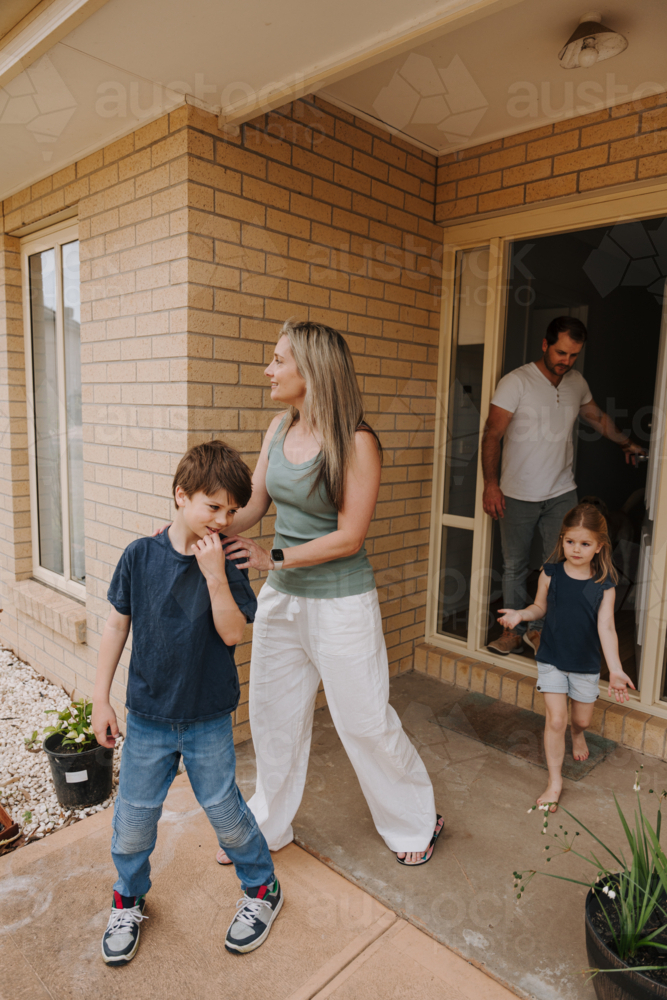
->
<box><xmin>490</xmin><ymin>362</ymin><xmax>592</xmax><ymax>503</ymax></box>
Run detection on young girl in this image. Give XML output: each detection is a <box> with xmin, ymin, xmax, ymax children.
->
<box><xmin>498</xmin><ymin>502</ymin><xmax>634</xmax><ymax>812</ymax></box>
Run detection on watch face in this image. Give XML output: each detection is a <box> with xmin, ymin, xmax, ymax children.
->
<box><xmin>271</xmin><ymin>548</ymin><xmax>284</xmax><ymax>561</ymax></box>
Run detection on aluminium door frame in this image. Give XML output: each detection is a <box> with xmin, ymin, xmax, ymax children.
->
<box><xmin>426</xmin><ymin>177</ymin><xmax>667</xmax><ymax>719</ymax></box>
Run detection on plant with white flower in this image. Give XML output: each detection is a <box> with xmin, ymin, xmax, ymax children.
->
<box><xmin>514</xmin><ymin>784</ymin><xmax>667</xmax><ymax>970</ymax></box>
<box><xmin>42</xmin><ymin>698</ymin><xmax>98</xmax><ymax>754</ymax></box>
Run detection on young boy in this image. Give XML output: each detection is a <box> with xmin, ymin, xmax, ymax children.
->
<box><xmin>91</xmin><ymin>440</ymin><xmax>282</xmax><ymax>965</ymax></box>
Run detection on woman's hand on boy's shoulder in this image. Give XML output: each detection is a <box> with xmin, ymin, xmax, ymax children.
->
<box><xmin>222</xmin><ymin>534</ymin><xmax>272</xmax><ymax>572</ymax></box>
<box><xmin>608</xmin><ymin>669</ymin><xmax>636</xmax><ymax>703</ymax></box>
<box><xmin>152</xmin><ymin>522</ymin><xmax>172</xmax><ymax>536</ymax></box>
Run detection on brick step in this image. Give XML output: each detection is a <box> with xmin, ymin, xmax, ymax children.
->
<box><xmin>414</xmin><ymin>642</ymin><xmax>667</xmax><ymax>760</ymax></box>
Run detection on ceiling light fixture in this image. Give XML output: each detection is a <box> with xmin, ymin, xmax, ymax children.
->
<box><xmin>558</xmin><ymin>11</ymin><xmax>628</xmax><ymax>70</ymax></box>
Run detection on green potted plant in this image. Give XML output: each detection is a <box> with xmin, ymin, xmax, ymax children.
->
<box><xmin>41</xmin><ymin>698</ymin><xmax>114</xmax><ymax>809</ymax></box>
<box><xmin>513</xmin><ymin>771</ymin><xmax>667</xmax><ymax>999</ymax></box>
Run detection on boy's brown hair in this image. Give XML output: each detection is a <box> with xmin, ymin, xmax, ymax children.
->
<box><xmin>172</xmin><ymin>440</ymin><xmax>252</xmax><ymax>509</ymax></box>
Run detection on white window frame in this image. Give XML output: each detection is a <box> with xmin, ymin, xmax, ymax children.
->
<box><xmin>21</xmin><ymin>219</ymin><xmax>84</xmax><ymax>600</ymax></box>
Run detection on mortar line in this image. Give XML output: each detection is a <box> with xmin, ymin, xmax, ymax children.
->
<box><xmin>8</xmin><ymin>932</ymin><xmax>56</xmax><ymax>1000</ymax></box>
<box><xmin>306</xmin><ymin>918</ymin><xmax>407</xmax><ymax>1000</ymax></box>
<box><xmin>285</xmin><ymin>910</ymin><xmax>398</xmax><ymax>1000</ymax></box>
<box><xmin>294</xmin><ymin>835</ymin><xmax>526</xmax><ymax>999</ymax></box>
<box><xmin>452</xmin><ymin>851</ymin><xmax>476</xmax><ymax>893</ymax></box>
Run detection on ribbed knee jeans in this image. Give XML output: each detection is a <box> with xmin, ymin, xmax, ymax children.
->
<box><xmin>112</xmin><ymin>712</ymin><xmax>274</xmax><ymax>895</ymax></box>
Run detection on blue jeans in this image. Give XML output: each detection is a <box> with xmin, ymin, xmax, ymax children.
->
<box><xmin>111</xmin><ymin>712</ymin><xmax>274</xmax><ymax>896</ymax></box>
<box><xmin>499</xmin><ymin>490</ymin><xmax>578</xmax><ymax>634</ymax></box>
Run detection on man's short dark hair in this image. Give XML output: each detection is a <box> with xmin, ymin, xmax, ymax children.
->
<box><xmin>545</xmin><ymin>315</ymin><xmax>587</xmax><ymax>346</ymax></box>
<box><xmin>172</xmin><ymin>440</ymin><xmax>252</xmax><ymax>509</ymax></box>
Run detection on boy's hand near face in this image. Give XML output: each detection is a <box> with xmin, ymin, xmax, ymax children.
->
<box><xmin>192</xmin><ymin>531</ymin><xmax>247</xmax><ymax>646</ymax></box>
<box><xmin>191</xmin><ymin>530</ymin><xmax>226</xmax><ymax>583</ymax></box>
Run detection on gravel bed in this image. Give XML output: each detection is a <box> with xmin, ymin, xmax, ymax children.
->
<box><xmin>0</xmin><ymin>647</ymin><xmax>122</xmax><ymax>845</ymax></box>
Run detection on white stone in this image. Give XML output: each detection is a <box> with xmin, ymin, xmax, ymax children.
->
<box><xmin>0</xmin><ymin>648</ymin><xmax>122</xmax><ymax>843</ymax></box>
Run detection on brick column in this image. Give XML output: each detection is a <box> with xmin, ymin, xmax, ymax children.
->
<box><xmin>0</xmin><ymin>233</ymin><xmax>31</xmax><ymax>604</ymax></box>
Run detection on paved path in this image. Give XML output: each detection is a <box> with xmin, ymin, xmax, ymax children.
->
<box><xmin>1</xmin><ymin>773</ymin><xmax>516</xmax><ymax>1000</ymax></box>
<box><xmin>251</xmin><ymin>673</ymin><xmax>667</xmax><ymax>1000</ymax></box>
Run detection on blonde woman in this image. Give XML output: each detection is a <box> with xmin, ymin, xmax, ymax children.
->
<box><xmin>221</xmin><ymin>321</ymin><xmax>442</xmax><ymax>866</ymax></box>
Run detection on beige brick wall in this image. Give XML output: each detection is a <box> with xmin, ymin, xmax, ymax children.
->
<box><xmin>173</xmin><ymin>98</ymin><xmax>442</xmax><ymax>732</ymax></box>
<box><xmin>0</xmin><ymin>235</ymin><xmax>29</xmax><ymax>582</ymax></box>
<box><xmin>6</xmin><ymin>85</ymin><xmax>666</xmax><ymax>742</ymax></box>
<box><xmin>436</xmin><ymin>92</ymin><xmax>667</xmax><ymax>222</ymax></box>
<box><xmin>0</xmin><ymin>116</ymin><xmax>200</xmax><ymax>721</ymax></box>
<box><xmin>5</xmin><ymin>85</ymin><xmax>667</xmax><ymax>740</ymax></box>
<box><xmin>0</xmin><ymin>97</ymin><xmax>441</xmax><ymax>740</ymax></box>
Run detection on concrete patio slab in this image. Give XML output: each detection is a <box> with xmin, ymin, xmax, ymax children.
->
<box><xmin>314</xmin><ymin>918</ymin><xmax>515</xmax><ymax>1000</ymax></box>
<box><xmin>232</xmin><ymin>672</ymin><xmax>667</xmax><ymax>1000</ymax></box>
<box><xmin>0</xmin><ymin>768</ymin><xmax>518</xmax><ymax>1000</ymax></box>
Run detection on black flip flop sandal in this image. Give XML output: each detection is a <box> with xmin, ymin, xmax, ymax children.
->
<box><xmin>396</xmin><ymin>815</ymin><xmax>444</xmax><ymax>867</ymax></box>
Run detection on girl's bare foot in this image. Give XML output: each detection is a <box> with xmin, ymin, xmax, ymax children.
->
<box><xmin>216</xmin><ymin>847</ymin><xmax>232</xmax><ymax>865</ymax></box>
<box><xmin>572</xmin><ymin>731</ymin><xmax>589</xmax><ymax>761</ymax></box>
<box><xmin>537</xmin><ymin>784</ymin><xmax>561</xmax><ymax>813</ymax></box>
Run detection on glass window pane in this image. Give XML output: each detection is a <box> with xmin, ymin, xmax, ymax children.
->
<box><xmin>437</xmin><ymin>526</ymin><xmax>474</xmax><ymax>640</ymax></box>
<box><xmin>442</xmin><ymin>248</ymin><xmax>489</xmax><ymax>518</ymax></box>
<box><xmin>29</xmin><ymin>249</ymin><xmax>63</xmax><ymax>576</ymax></box>
<box><xmin>62</xmin><ymin>240</ymin><xmax>84</xmax><ymax>584</ymax></box>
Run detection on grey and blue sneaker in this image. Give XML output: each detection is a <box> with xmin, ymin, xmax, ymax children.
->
<box><xmin>225</xmin><ymin>879</ymin><xmax>283</xmax><ymax>954</ymax></box>
<box><xmin>101</xmin><ymin>892</ymin><xmax>148</xmax><ymax>965</ymax></box>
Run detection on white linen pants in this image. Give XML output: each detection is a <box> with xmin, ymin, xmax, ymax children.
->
<box><xmin>247</xmin><ymin>584</ymin><xmax>437</xmax><ymax>853</ymax></box>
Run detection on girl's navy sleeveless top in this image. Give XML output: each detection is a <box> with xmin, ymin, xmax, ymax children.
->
<box><xmin>537</xmin><ymin>562</ymin><xmax>615</xmax><ymax>674</ymax></box>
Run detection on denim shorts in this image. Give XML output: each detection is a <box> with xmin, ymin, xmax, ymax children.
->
<box><xmin>536</xmin><ymin>662</ymin><xmax>600</xmax><ymax>703</ymax></box>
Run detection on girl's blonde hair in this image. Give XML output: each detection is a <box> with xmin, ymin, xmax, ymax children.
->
<box><xmin>547</xmin><ymin>502</ymin><xmax>618</xmax><ymax>585</ymax></box>
<box><xmin>280</xmin><ymin>320</ymin><xmax>381</xmax><ymax>511</ymax></box>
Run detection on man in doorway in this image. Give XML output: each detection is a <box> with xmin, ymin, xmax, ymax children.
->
<box><xmin>482</xmin><ymin>315</ymin><xmax>646</xmax><ymax>657</ymax></box>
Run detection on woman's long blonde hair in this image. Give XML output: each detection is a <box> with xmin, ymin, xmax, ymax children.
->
<box><xmin>547</xmin><ymin>503</ymin><xmax>618</xmax><ymax>585</ymax></box>
<box><xmin>281</xmin><ymin>320</ymin><xmax>381</xmax><ymax>511</ymax></box>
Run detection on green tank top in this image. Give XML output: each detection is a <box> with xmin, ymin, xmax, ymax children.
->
<box><xmin>265</xmin><ymin>418</ymin><xmax>376</xmax><ymax>598</ymax></box>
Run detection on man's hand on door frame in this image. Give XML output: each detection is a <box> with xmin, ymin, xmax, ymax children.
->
<box><xmin>579</xmin><ymin>400</ymin><xmax>648</xmax><ymax>467</ymax></box>
<box><xmin>621</xmin><ymin>439</ymin><xmax>648</xmax><ymax>466</ymax></box>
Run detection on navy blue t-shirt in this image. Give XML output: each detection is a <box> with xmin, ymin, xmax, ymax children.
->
<box><xmin>538</xmin><ymin>561</ymin><xmax>615</xmax><ymax>674</ymax></box>
<box><xmin>107</xmin><ymin>530</ymin><xmax>257</xmax><ymax>723</ymax></box>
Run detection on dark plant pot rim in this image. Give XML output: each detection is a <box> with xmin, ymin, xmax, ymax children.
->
<box><xmin>585</xmin><ymin>885</ymin><xmax>667</xmax><ymax>998</ymax></box>
<box><xmin>42</xmin><ymin>732</ymin><xmax>104</xmax><ymax>759</ymax></box>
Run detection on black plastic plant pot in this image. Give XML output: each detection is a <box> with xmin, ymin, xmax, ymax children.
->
<box><xmin>43</xmin><ymin>733</ymin><xmax>114</xmax><ymax>809</ymax></box>
<box><xmin>585</xmin><ymin>887</ymin><xmax>667</xmax><ymax>1000</ymax></box>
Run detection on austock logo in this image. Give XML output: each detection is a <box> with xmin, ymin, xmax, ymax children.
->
<box><xmin>0</xmin><ymin>56</ymin><xmax>76</xmax><ymax>162</ymax></box>
<box><xmin>583</xmin><ymin>219</ymin><xmax>667</xmax><ymax>302</ymax></box>
<box><xmin>373</xmin><ymin>53</ymin><xmax>488</xmax><ymax>142</ymax></box>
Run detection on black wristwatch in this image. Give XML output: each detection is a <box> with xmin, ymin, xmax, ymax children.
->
<box><xmin>270</xmin><ymin>548</ymin><xmax>285</xmax><ymax>570</ymax></box>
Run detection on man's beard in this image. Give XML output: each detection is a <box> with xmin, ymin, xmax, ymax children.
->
<box><xmin>543</xmin><ymin>352</ymin><xmax>572</xmax><ymax>375</ymax></box>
